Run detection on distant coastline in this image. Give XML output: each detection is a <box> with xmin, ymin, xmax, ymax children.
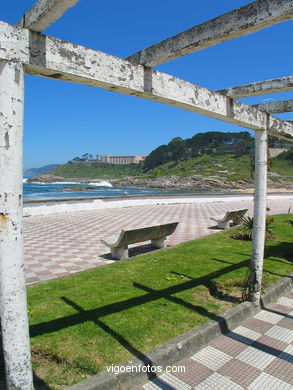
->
<box><xmin>26</xmin><ymin>173</ymin><xmax>293</xmax><ymax>194</ymax></box>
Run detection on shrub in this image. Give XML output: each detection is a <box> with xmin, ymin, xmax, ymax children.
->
<box><xmin>231</xmin><ymin>210</ymin><xmax>274</xmax><ymax>241</ymax></box>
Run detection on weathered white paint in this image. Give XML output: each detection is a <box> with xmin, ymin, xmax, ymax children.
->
<box><xmin>253</xmin><ymin>99</ymin><xmax>293</xmax><ymax>113</ymax></box>
<box><xmin>126</xmin><ymin>0</ymin><xmax>293</xmax><ymax>66</ymax></box>
<box><xmin>0</xmin><ymin>22</ymin><xmax>292</xmax><ymax>139</ymax></box>
<box><xmin>18</xmin><ymin>0</ymin><xmax>79</xmax><ymax>32</ymax></box>
<box><xmin>22</xmin><ymin>193</ymin><xmax>293</xmax><ymax>216</ymax></box>
<box><xmin>0</xmin><ymin>61</ymin><xmax>33</xmax><ymax>389</ymax></box>
<box><xmin>249</xmin><ymin>126</ymin><xmax>268</xmax><ymax>305</ymax></box>
<box><xmin>218</xmin><ymin>76</ymin><xmax>293</xmax><ymax>98</ymax></box>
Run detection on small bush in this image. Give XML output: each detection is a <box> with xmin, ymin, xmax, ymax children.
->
<box><xmin>231</xmin><ymin>213</ymin><xmax>274</xmax><ymax>241</ymax></box>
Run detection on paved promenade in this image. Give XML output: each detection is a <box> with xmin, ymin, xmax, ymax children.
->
<box><xmin>139</xmin><ymin>290</ymin><xmax>293</xmax><ymax>390</ymax></box>
<box><xmin>24</xmin><ymin>196</ymin><xmax>293</xmax><ymax>285</ymax></box>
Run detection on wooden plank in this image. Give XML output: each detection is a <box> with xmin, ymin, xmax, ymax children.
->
<box><xmin>253</xmin><ymin>99</ymin><xmax>293</xmax><ymax>113</ymax></box>
<box><xmin>0</xmin><ymin>21</ymin><xmax>292</xmax><ymax>140</ymax></box>
<box><xmin>126</xmin><ymin>0</ymin><xmax>293</xmax><ymax>66</ymax></box>
<box><xmin>218</xmin><ymin>76</ymin><xmax>293</xmax><ymax>98</ymax></box>
<box><xmin>17</xmin><ymin>0</ymin><xmax>79</xmax><ymax>32</ymax></box>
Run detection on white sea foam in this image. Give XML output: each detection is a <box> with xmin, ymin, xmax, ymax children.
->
<box><xmin>88</xmin><ymin>181</ymin><xmax>113</xmax><ymax>187</ymax></box>
<box><xmin>27</xmin><ymin>180</ymin><xmax>113</xmax><ymax>187</ymax></box>
<box><xmin>29</xmin><ymin>181</ymin><xmax>81</xmax><ymax>185</ymax></box>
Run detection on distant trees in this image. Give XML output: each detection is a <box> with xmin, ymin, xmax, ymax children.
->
<box><xmin>143</xmin><ymin>131</ymin><xmax>254</xmax><ymax>171</ymax></box>
<box><xmin>235</xmin><ymin>139</ymin><xmax>253</xmax><ymax>156</ymax></box>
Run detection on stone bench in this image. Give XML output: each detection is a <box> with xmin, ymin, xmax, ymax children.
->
<box><xmin>210</xmin><ymin>209</ymin><xmax>248</xmax><ymax>229</ymax></box>
<box><xmin>101</xmin><ymin>222</ymin><xmax>179</xmax><ymax>260</ymax></box>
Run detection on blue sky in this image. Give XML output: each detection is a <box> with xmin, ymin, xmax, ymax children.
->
<box><xmin>1</xmin><ymin>1</ymin><xmax>292</xmax><ymax>169</ymax></box>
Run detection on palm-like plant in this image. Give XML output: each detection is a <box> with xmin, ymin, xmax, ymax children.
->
<box><xmin>231</xmin><ymin>212</ymin><xmax>274</xmax><ymax>241</ymax></box>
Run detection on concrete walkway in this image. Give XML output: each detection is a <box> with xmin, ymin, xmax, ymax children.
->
<box><xmin>24</xmin><ymin>196</ymin><xmax>293</xmax><ymax>284</ymax></box>
<box><xmin>139</xmin><ymin>290</ymin><xmax>293</xmax><ymax>390</ymax></box>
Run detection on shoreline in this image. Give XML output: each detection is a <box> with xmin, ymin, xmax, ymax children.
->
<box><xmin>23</xmin><ymin>191</ymin><xmax>293</xmax><ymax>217</ymax></box>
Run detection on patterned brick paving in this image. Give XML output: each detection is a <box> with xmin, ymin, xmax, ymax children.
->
<box><xmin>24</xmin><ymin>197</ymin><xmax>293</xmax><ymax>284</ymax></box>
<box><xmin>140</xmin><ymin>291</ymin><xmax>293</xmax><ymax>390</ymax></box>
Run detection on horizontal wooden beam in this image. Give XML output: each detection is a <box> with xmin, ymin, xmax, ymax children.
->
<box><xmin>218</xmin><ymin>76</ymin><xmax>293</xmax><ymax>98</ymax></box>
<box><xmin>126</xmin><ymin>0</ymin><xmax>293</xmax><ymax>67</ymax></box>
<box><xmin>253</xmin><ymin>99</ymin><xmax>293</xmax><ymax>113</ymax></box>
<box><xmin>0</xmin><ymin>21</ymin><xmax>292</xmax><ymax>140</ymax></box>
<box><xmin>17</xmin><ymin>0</ymin><xmax>79</xmax><ymax>32</ymax></box>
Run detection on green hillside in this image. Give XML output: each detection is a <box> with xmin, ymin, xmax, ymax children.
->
<box><xmin>48</xmin><ymin>132</ymin><xmax>292</xmax><ymax>183</ymax></box>
<box><xmin>50</xmin><ymin>151</ymin><xmax>293</xmax><ymax>183</ymax></box>
<box><xmin>52</xmin><ymin>162</ymin><xmax>143</xmax><ymax>179</ymax></box>
<box><xmin>146</xmin><ymin>153</ymin><xmax>252</xmax><ymax>181</ymax></box>
<box><xmin>145</xmin><ymin>152</ymin><xmax>293</xmax><ymax>182</ymax></box>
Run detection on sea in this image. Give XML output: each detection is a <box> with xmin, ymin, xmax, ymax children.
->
<box><xmin>23</xmin><ymin>179</ymin><xmax>194</xmax><ymax>201</ymax></box>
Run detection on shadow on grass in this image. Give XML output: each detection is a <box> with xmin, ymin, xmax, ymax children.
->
<box><xmin>25</xmin><ymin>259</ymin><xmax>250</xmax><ymax>388</ymax></box>
<box><xmin>133</xmin><ymin>282</ymin><xmax>231</xmax><ymax>333</ymax></box>
<box><xmin>264</xmin><ymin>242</ymin><xmax>293</xmax><ymax>262</ymax></box>
<box><xmin>18</xmin><ymin>253</ymin><xmax>291</xmax><ymax>389</ymax></box>
<box><xmin>264</xmin><ymin>269</ymin><xmax>292</xmax><ymax>278</ymax></box>
<box><xmin>170</xmin><ymin>271</ymin><xmax>239</xmax><ymax>303</ymax></box>
<box><xmin>61</xmin><ymin>297</ymin><xmax>176</xmax><ymax>388</ymax></box>
<box><xmin>29</xmin><ymin>258</ymin><xmax>249</xmax><ymax>339</ymax></box>
<box><xmin>33</xmin><ymin>374</ymin><xmax>53</xmax><ymax>390</ymax></box>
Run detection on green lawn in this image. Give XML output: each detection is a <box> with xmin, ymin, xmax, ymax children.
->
<box><xmin>3</xmin><ymin>214</ymin><xmax>292</xmax><ymax>389</ymax></box>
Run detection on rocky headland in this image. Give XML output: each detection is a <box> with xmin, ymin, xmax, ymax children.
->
<box><xmin>27</xmin><ymin>173</ymin><xmax>293</xmax><ymax>193</ymax></box>
<box><xmin>110</xmin><ymin>175</ymin><xmax>293</xmax><ymax>192</ymax></box>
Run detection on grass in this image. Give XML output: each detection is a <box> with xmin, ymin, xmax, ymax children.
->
<box><xmin>271</xmin><ymin>158</ymin><xmax>293</xmax><ymax>179</ymax></box>
<box><xmin>145</xmin><ymin>153</ymin><xmax>253</xmax><ymax>181</ymax></box>
<box><xmin>146</xmin><ymin>152</ymin><xmax>293</xmax><ymax>182</ymax></box>
<box><xmin>52</xmin><ymin>163</ymin><xmax>143</xmax><ymax>179</ymax></box>
<box><xmin>1</xmin><ymin>214</ymin><xmax>292</xmax><ymax>388</ymax></box>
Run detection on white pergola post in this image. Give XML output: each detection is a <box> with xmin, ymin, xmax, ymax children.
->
<box><xmin>249</xmin><ymin>124</ymin><xmax>268</xmax><ymax>305</ymax></box>
<box><xmin>0</xmin><ymin>60</ymin><xmax>34</xmax><ymax>389</ymax></box>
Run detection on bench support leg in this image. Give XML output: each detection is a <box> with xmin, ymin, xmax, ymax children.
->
<box><xmin>217</xmin><ymin>221</ymin><xmax>230</xmax><ymax>229</ymax></box>
<box><xmin>111</xmin><ymin>246</ymin><xmax>128</xmax><ymax>260</ymax></box>
<box><xmin>151</xmin><ymin>237</ymin><xmax>166</xmax><ymax>249</ymax></box>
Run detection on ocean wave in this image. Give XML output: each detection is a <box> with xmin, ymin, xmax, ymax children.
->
<box><xmin>26</xmin><ymin>180</ymin><xmax>113</xmax><ymax>187</ymax></box>
<box><xmin>23</xmin><ymin>178</ymin><xmax>28</xmax><ymax>183</ymax></box>
<box><xmin>28</xmin><ymin>181</ymin><xmax>83</xmax><ymax>185</ymax></box>
<box><xmin>88</xmin><ymin>181</ymin><xmax>113</xmax><ymax>187</ymax></box>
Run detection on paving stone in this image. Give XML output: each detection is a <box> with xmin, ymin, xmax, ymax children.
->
<box><xmin>254</xmin><ymin>309</ymin><xmax>284</xmax><ymax>324</ymax></box>
<box><xmin>277</xmin><ymin>297</ymin><xmax>293</xmax><ymax>308</ymax></box>
<box><xmin>211</xmin><ymin>334</ymin><xmax>247</xmax><ymax>356</ymax></box>
<box><xmin>277</xmin><ymin>316</ymin><xmax>293</xmax><ymax>330</ymax></box>
<box><xmin>190</xmin><ymin>346</ymin><xmax>232</xmax><ymax>370</ymax></box>
<box><xmin>265</xmin><ymin>355</ymin><xmax>293</xmax><ymax>384</ymax></box>
<box><xmin>228</xmin><ymin>325</ymin><xmax>262</xmax><ymax>345</ymax></box>
<box><xmin>265</xmin><ymin>325</ymin><xmax>293</xmax><ymax>344</ymax></box>
<box><xmin>170</xmin><ymin>359</ymin><xmax>213</xmax><ymax>386</ymax></box>
<box><xmin>218</xmin><ymin>358</ymin><xmax>260</xmax><ymax>388</ymax></box>
<box><xmin>242</xmin><ymin>317</ymin><xmax>276</xmax><ymax>334</ymax></box>
<box><xmin>143</xmin><ymin>372</ymin><xmax>191</xmax><ymax>390</ymax></box>
<box><xmin>195</xmin><ymin>372</ymin><xmax>243</xmax><ymax>390</ymax></box>
<box><xmin>236</xmin><ymin>345</ymin><xmax>277</xmax><ymax>370</ymax></box>
<box><xmin>247</xmin><ymin>372</ymin><xmax>293</xmax><ymax>390</ymax></box>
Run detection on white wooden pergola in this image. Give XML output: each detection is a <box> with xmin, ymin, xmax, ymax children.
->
<box><xmin>0</xmin><ymin>0</ymin><xmax>293</xmax><ymax>388</ymax></box>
